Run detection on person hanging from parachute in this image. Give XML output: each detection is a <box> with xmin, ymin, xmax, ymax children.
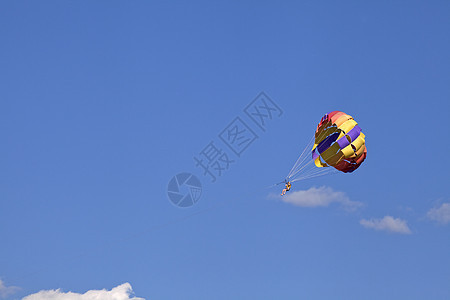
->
<box><xmin>280</xmin><ymin>180</ymin><xmax>291</xmax><ymax>196</ymax></box>
<box><xmin>279</xmin><ymin>111</ymin><xmax>367</xmax><ymax>196</ymax></box>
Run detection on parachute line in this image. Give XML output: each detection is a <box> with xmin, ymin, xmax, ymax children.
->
<box><xmin>287</xmin><ymin>135</ymin><xmax>315</xmax><ymax>179</ymax></box>
<box><xmin>285</xmin><ymin>136</ymin><xmax>337</xmax><ymax>183</ymax></box>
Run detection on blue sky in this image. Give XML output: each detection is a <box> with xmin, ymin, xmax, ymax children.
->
<box><xmin>1</xmin><ymin>1</ymin><xmax>449</xmax><ymax>299</ymax></box>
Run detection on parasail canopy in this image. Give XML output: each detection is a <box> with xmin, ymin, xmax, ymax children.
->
<box><xmin>286</xmin><ymin>111</ymin><xmax>367</xmax><ymax>183</ymax></box>
<box><xmin>312</xmin><ymin>111</ymin><xmax>367</xmax><ymax>173</ymax></box>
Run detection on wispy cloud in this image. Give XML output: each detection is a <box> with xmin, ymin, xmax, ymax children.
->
<box><xmin>427</xmin><ymin>202</ymin><xmax>450</xmax><ymax>224</ymax></box>
<box><xmin>360</xmin><ymin>216</ymin><xmax>412</xmax><ymax>234</ymax></box>
<box><xmin>0</xmin><ymin>280</ymin><xmax>19</xmax><ymax>299</ymax></box>
<box><xmin>22</xmin><ymin>283</ymin><xmax>143</xmax><ymax>300</ymax></box>
<box><xmin>275</xmin><ymin>186</ymin><xmax>362</xmax><ymax>211</ymax></box>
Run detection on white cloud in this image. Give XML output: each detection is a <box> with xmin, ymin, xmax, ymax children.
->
<box><xmin>0</xmin><ymin>280</ymin><xmax>19</xmax><ymax>299</ymax></box>
<box><xmin>22</xmin><ymin>283</ymin><xmax>144</xmax><ymax>300</ymax></box>
<box><xmin>427</xmin><ymin>202</ymin><xmax>450</xmax><ymax>224</ymax></box>
<box><xmin>360</xmin><ymin>216</ymin><xmax>412</xmax><ymax>234</ymax></box>
<box><xmin>277</xmin><ymin>186</ymin><xmax>362</xmax><ymax>211</ymax></box>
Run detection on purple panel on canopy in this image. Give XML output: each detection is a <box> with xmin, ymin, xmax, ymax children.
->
<box><xmin>337</xmin><ymin>136</ymin><xmax>350</xmax><ymax>149</ymax></box>
<box><xmin>317</xmin><ymin>132</ymin><xmax>340</xmax><ymax>154</ymax></box>
<box><xmin>347</xmin><ymin>125</ymin><xmax>361</xmax><ymax>141</ymax></box>
<box><xmin>312</xmin><ymin>149</ymin><xmax>319</xmax><ymax>160</ymax></box>
<box><xmin>336</xmin><ymin>126</ymin><xmax>361</xmax><ymax>150</ymax></box>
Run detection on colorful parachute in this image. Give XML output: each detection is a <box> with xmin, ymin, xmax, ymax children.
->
<box><xmin>285</xmin><ymin>111</ymin><xmax>367</xmax><ymax>184</ymax></box>
<box><xmin>312</xmin><ymin>111</ymin><xmax>367</xmax><ymax>173</ymax></box>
